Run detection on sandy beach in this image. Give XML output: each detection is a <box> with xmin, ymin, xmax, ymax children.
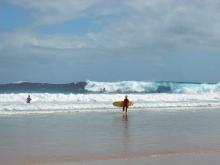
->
<box><xmin>1</xmin><ymin>109</ymin><xmax>220</xmax><ymax>165</ymax></box>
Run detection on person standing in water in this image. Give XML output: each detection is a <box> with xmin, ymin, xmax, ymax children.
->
<box><xmin>123</xmin><ymin>96</ymin><xmax>129</xmax><ymax>112</ymax></box>
<box><xmin>26</xmin><ymin>95</ymin><xmax>32</xmax><ymax>103</ymax></box>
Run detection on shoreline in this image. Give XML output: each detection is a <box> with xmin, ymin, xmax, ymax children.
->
<box><xmin>1</xmin><ymin>106</ymin><xmax>220</xmax><ymax>116</ymax></box>
<box><xmin>1</xmin><ymin>108</ymin><xmax>220</xmax><ymax>165</ymax></box>
<box><xmin>18</xmin><ymin>149</ymin><xmax>220</xmax><ymax>165</ymax></box>
<box><xmin>33</xmin><ymin>152</ymin><xmax>220</xmax><ymax>165</ymax></box>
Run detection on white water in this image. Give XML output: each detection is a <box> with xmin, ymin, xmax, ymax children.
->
<box><xmin>1</xmin><ymin>93</ymin><xmax>220</xmax><ymax>115</ymax></box>
<box><xmin>85</xmin><ymin>81</ymin><xmax>158</xmax><ymax>93</ymax></box>
<box><xmin>85</xmin><ymin>80</ymin><xmax>220</xmax><ymax>94</ymax></box>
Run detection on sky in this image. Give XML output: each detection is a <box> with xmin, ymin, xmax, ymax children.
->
<box><xmin>1</xmin><ymin>0</ymin><xmax>220</xmax><ymax>83</ymax></box>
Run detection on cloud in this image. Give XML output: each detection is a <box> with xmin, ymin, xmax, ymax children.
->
<box><xmin>0</xmin><ymin>32</ymin><xmax>92</xmax><ymax>51</ymax></box>
<box><xmin>2</xmin><ymin>0</ymin><xmax>220</xmax><ymax>56</ymax></box>
<box><xmin>6</xmin><ymin>0</ymin><xmax>100</xmax><ymax>27</ymax></box>
<box><xmin>2</xmin><ymin>0</ymin><xmax>220</xmax><ymax>82</ymax></box>
<box><xmin>98</xmin><ymin>0</ymin><xmax>220</xmax><ymax>52</ymax></box>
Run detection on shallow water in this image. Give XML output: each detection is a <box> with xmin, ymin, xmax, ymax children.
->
<box><xmin>1</xmin><ymin>93</ymin><xmax>220</xmax><ymax>114</ymax></box>
<box><xmin>0</xmin><ymin>109</ymin><xmax>220</xmax><ymax>165</ymax></box>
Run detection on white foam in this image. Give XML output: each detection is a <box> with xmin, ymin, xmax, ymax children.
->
<box><xmin>85</xmin><ymin>81</ymin><xmax>220</xmax><ymax>94</ymax></box>
<box><xmin>0</xmin><ymin>93</ymin><xmax>220</xmax><ymax>115</ymax></box>
<box><xmin>175</xmin><ymin>83</ymin><xmax>220</xmax><ymax>94</ymax></box>
<box><xmin>85</xmin><ymin>80</ymin><xmax>158</xmax><ymax>93</ymax></box>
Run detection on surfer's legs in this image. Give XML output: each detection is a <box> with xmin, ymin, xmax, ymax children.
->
<box><xmin>125</xmin><ymin>106</ymin><xmax>128</xmax><ymax>112</ymax></box>
<box><xmin>123</xmin><ymin>105</ymin><xmax>128</xmax><ymax>112</ymax></box>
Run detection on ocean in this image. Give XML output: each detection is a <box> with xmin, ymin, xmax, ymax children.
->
<box><xmin>1</xmin><ymin>80</ymin><xmax>220</xmax><ymax>165</ymax></box>
<box><xmin>0</xmin><ymin>80</ymin><xmax>220</xmax><ymax>115</ymax></box>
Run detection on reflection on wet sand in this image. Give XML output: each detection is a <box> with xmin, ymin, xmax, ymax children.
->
<box><xmin>122</xmin><ymin>113</ymin><xmax>128</xmax><ymax>122</ymax></box>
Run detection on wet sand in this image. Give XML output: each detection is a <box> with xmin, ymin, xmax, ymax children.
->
<box><xmin>1</xmin><ymin>109</ymin><xmax>220</xmax><ymax>165</ymax></box>
<box><xmin>39</xmin><ymin>153</ymin><xmax>220</xmax><ymax>165</ymax></box>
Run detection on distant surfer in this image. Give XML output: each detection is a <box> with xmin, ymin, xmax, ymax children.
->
<box><xmin>26</xmin><ymin>95</ymin><xmax>32</xmax><ymax>103</ymax></box>
<box><xmin>123</xmin><ymin>96</ymin><xmax>129</xmax><ymax>112</ymax></box>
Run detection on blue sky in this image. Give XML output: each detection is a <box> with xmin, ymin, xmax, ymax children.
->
<box><xmin>1</xmin><ymin>0</ymin><xmax>220</xmax><ymax>83</ymax></box>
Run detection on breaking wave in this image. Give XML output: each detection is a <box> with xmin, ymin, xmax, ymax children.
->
<box><xmin>0</xmin><ymin>81</ymin><xmax>220</xmax><ymax>115</ymax></box>
<box><xmin>0</xmin><ymin>80</ymin><xmax>220</xmax><ymax>94</ymax></box>
<box><xmin>85</xmin><ymin>81</ymin><xmax>220</xmax><ymax>94</ymax></box>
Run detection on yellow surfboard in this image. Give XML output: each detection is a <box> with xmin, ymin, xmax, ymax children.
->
<box><xmin>113</xmin><ymin>101</ymin><xmax>134</xmax><ymax>107</ymax></box>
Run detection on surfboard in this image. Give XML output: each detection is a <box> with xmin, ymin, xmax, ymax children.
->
<box><xmin>113</xmin><ymin>101</ymin><xmax>134</xmax><ymax>107</ymax></box>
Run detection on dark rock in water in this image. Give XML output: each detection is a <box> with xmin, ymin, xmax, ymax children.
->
<box><xmin>157</xmin><ymin>86</ymin><xmax>171</xmax><ymax>93</ymax></box>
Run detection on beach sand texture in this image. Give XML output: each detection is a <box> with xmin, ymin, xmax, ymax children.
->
<box><xmin>1</xmin><ymin>110</ymin><xmax>220</xmax><ymax>165</ymax></box>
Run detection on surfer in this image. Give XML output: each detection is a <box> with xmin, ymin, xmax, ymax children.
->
<box><xmin>123</xmin><ymin>96</ymin><xmax>129</xmax><ymax>112</ymax></box>
<box><xmin>26</xmin><ymin>95</ymin><xmax>32</xmax><ymax>103</ymax></box>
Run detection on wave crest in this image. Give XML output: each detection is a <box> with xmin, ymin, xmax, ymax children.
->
<box><xmin>1</xmin><ymin>81</ymin><xmax>220</xmax><ymax>94</ymax></box>
<box><xmin>85</xmin><ymin>81</ymin><xmax>220</xmax><ymax>94</ymax></box>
